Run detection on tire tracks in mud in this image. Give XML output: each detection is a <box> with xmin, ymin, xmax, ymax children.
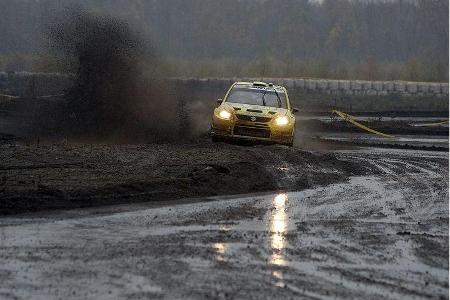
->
<box><xmin>335</xmin><ymin>150</ymin><xmax>449</xmax><ymax>221</ymax></box>
<box><xmin>247</xmin><ymin>146</ymin><xmax>298</xmax><ymax>190</ymax></box>
<box><xmin>247</xmin><ymin>145</ymin><xmax>370</xmax><ymax>192</ymax></box>
<box><xmin>276</xmin><ymin>151</ymin><xmax>449</xmax><ymax>298</ymax></box>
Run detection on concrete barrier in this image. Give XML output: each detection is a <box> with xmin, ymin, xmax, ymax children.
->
<box><xmin>295</xmin><ymin>79</ymin><xmax>305</xmax><ymax>89</ymax></box>
<box><xmin>317</xmin><ymin>80</ymin><xmax>329</xmax><ymax>90</ymax></box>
<box><xmin>429</xmin><ymin>83</ymin><xmax>441</xmax><ymax>94</ymax></box>
<box><xmin>361</xmin><ymin>81</ymin><xmax>372</xmax><ymax>91</ymax></box>
<box><xmin>305</xmin><ymin>79</ymin><xmax>317</xmax><ymax>90</ymax></box>
<box><xmin>394</xmin><ymin>82</ymin><xmax>406</xmax><ymax>93</ymax></box>
<box><xmin>351</xmin><ymin>81</ymin><xmax>362</xmax><ymax>91</ymax></box>
<box><xmin>282</xmin><ymin>79</ymin><xmax>295</xmax><ymax>89</ymax></box>
<box><xmin>329</xmin><ymin>80</ymin><xmax>339</xmax><ymax>90</ymax></box>
<box><xmin>372</xmin><ymin>81</ymin><xmax>383</xmax><ymax>91</ymax></box>
<box><xmin>338</xmin><ymin>80</ymin><xmax>350</xmax><ymax>90</ymax></box>
<box><xmin>406</xmin><ymin>83</ymin><xmax>418</xmax><ymax>93</ymax></box>
<box><xmin>383</xmin><ymin>82</ymin><xmax>395</xmax><ymax>92</ymax></box>
<box><xmin>0</xmin><ymin>72</ymin><xmax>447</xmax><ymax>98</ymax></box>
<box><xmin>440</xmin><ymin>83</ymin><xmax>448</xmax><ymax>95</ymax></box>
<box><xmin>417</xmin><ymin>83</ymin><xmax>430</xmax><ymax>93</ymax></box>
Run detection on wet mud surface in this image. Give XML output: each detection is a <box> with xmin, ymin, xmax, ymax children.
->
<box><xmin>0</xmin><ymin>149</ymin><xmax>448</xmax><ymax>299</ymax></box>
<box><xmin>0</xmin><ymin>137</ymin><xmax>367</xmax><ymax>215</ymax></box>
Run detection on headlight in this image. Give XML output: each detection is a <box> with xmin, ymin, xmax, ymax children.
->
<box><xmin>218</xmin><ymin>110</ymin><xmax>232</xmax><ymax>120</ymax></box>
<box><xmin>275</xmin><ymin>116</ymin><xmax>289</xmax><ymax>126</ymax></box>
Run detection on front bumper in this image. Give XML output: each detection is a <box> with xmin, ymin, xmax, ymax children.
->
<box><xmin>211</xmin><ymin>117</ymin><xmax>294</xmax><ymax>144</ymax></box>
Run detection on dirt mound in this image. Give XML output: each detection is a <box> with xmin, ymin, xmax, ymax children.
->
<box><xmin>0</xmin><ymin>139</ymin><xmax>367</xmax><ymax>215</ymax></box>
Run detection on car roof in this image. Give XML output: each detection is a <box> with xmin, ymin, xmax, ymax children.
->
<box><xmin>234</xmin><ymin>81</ymin><xmax>286</xmax><ymax>91</ymax></box>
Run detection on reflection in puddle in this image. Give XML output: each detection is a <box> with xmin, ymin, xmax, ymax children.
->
<box><xmin>213</xmin><ymin>243</ymin><xmax>226</xmax><ymax>254</ymax></box>
<box><xmin>272</xmin><ymin>270</ymin><xmax>285</xmax><ymax>288</ymax></box>
<box><xmin>270</xmin><ymin>194</ymin><xmax>288</xmax><ymax>267</ymax></box>
<box><xmin>270</xmin><ymin>194</ymin><xmax>289</xmax><ymax>288</ymax></box>
<box><xmin>212</xmin><ymin>242</ymin><xmax>227</xmax><ymax>261</ymax></box>
<box><xmin>212</xmin><ymin>226</ymin><xmax>228</xmax><ymax>262</ymax></box>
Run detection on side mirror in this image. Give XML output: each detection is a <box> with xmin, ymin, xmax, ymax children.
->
<box><xmin>217</xmin><ymin>99</ymin><xmax>223</xmax><ymax>104</ymax></box>
<box><xmin>292</xmin><ymin>107</ymin><xmax>299</xmax><ymax>113</ymax></box>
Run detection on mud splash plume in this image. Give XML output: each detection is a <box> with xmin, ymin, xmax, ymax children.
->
<box><xmin>50</xmin><ymin>9</ymin><xmax>180</xmax><ymax>142</ymax></box>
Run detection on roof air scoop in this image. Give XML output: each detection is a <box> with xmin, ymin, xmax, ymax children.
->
<box><xmin>252</xmin><ymin>82</ymin><xmax>269</xmax><ymax>87</ymax></box>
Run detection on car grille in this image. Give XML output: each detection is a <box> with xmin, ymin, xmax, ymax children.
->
<box><xmin>234</xmin><ymin>126</ymin><xmax>270</xmax><ymax>138</ymax></box>
<box><xmin>236</xmin><ymin>114</ymin><xmax>272</xmax><ymax>123</ymax></box>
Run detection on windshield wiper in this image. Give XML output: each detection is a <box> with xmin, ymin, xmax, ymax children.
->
<box><xmin>273</xmin><ymin>88</ymin><xmax>282</xmax><ymax>108</ymax></box>
<box><xmin>261</xmin><ymin>89</ymin><xmax>267</xmax><ymax>106</ymax></box>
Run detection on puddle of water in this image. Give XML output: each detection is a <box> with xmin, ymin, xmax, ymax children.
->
<box><xmin>321</xmin><ymin>134</ymin><xmax>449</xmax><ymax>148</ymax></box>
<box><xmin>207</xmin><ymin>193</ymin><xmax>291</xmax><ymax>288</ymax></box>
<box><xmin>208</xmin><ymin>193</ymin><xmax>291</xmax><ymax>269</ymax></box>
<box><xmin>297</xmin><ymin>116</ymin><xmax>449</xmax><ymax>122</ymax></box>
<box><xmin>1</xmin><ymin>157</ymin><xmax>447</xmax><ymax>299</ymax></box>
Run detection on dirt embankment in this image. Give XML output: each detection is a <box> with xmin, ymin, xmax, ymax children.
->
<box><xmin>0</xmin><ymin>137</ymin><xmax>368</xmax><ymax>215</ymax></box>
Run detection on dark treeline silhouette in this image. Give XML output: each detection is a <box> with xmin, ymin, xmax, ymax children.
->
<box><xmin>0</xmin><ymin>0</ymin><xmax>448</xmax><ymax>81</ymax></box>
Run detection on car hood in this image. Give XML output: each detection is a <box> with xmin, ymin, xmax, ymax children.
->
<box><xmin>226</xmin><ymin>102</ymin><xmax>289</xmax><ymax>116</ymax></box>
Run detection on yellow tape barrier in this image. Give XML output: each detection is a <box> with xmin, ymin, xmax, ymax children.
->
<box><xmin>332</xmin><ymin>110</ymin><xmax>395</xmax><ymax>138</ymax></box>
<box><xmin>0</xmin><ymin>93</ymin><xmax>65</xmax><ymax>100</ymax></box>
<box><xmin>411</xmin><ymin>120</ymin><xmax>449</xmax><ymax>127</ymax></box>
<box><xmin>0</xmin><ymin>93</ymin><xmax>19</xmax><ymax>99</ymax></box>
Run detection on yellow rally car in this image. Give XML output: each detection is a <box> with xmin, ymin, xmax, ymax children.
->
<box><xmin>211</xmin><ymin>81</ymin><xmax>298</xmax><ymax>146</ymax></box>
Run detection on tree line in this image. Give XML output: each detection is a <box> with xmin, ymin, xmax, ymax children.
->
<box><xmin>0</xmin><ymin>0</ymin><xmax>448</xmax><ymax>81</ymax></box>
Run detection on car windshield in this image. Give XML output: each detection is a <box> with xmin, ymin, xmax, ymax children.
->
<box><xmin>225</xmin><ymin>87</ymin><xmax>287</xmax><ymax>108</ymax></box>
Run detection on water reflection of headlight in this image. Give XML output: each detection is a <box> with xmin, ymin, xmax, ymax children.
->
<box><xmin>212</xmin><ymin>243</ymin><xmax>226</xmax><ymax>254</ymax></box>
<box><xmin>274</xmin><ymin>194</ymin><xmax>288</xmax><ymax>207</ymax></box>
<box><xmin>212</xmin><ymin>242</ymin><xmax>227</xmax><ymax>262</ymax></box>
<box><xmin>270</xmin><ymin>193</ymin><xmax>288</xmax><ymax>266</ymax></box>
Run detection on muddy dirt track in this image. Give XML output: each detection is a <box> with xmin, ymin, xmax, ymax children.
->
<box><xmin>0</xmin><ymin>136</ymin><xmax>369</xmax><ymax>215</ymax></box>
<box><xmin>0</xmin><ymin>146</ymin><xmax>448</xmax><ymax>299</ymax></box>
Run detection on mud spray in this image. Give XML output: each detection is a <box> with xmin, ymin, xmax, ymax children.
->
<box><xmin>42</xmin><ymin>8</ymin><xmax>193</xmax><ymax>143</ymax></box>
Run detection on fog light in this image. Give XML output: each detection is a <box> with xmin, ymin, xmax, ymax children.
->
<box><xmin>275</xmin><ymin>116</ymin><xmax>289</xmax><ymax>126</ymax></box>
<box><xmin>219</xmin><ymin>110</ymin><xmax>232</xmax><ymax>120</ymax></box>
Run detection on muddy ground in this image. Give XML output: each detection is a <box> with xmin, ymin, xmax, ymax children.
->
<box><xmin>0</xmin><ymin>99</ymin><xmax>448</xmax><ymax>298</ymax></box>
<box><xmin>0</xmin><ymin>100</ymin><xmax>448</xmax><ymax>215</ymax></box>
<box><xmin>0</xmin><ymin>148</ymin><xmax>448</xmax><ymax>299</ymax></box>
<box><xmin>0</xmin><ymin>135</ymin><xmax>368</xmax><ymax>215</ymax></box>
